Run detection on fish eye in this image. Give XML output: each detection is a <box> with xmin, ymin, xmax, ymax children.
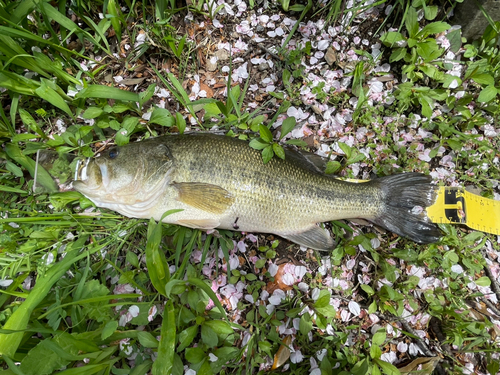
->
<box><xmin>108</xmin><ymin>149</ymin><xmax>119</xmax><ymax>159</ymax></box>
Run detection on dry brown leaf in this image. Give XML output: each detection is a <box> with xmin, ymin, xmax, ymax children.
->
<box><xmin>200</xmin><ymin>82</ymin><xmax>214</xmax><ymax>98</ymax></box>
<box><xmin>399</xmin><ymin>357</ymin><xmax>440</xmax><ymax>375</ymax></box>
<box><xmin>325</xmin><ymin>47</ymin><xmax>337</xmax><ymax>65</ymax></box>
<box><xmin>271</xmin><ymin>336</ymin><xmax>292</xmax><ymax>370</ymax></box>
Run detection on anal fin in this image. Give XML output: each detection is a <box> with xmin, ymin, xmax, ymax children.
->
<box><xmin>280</xmin><ymin>225</ymin><xmax>336</xmax><ymax>251</ymax></box>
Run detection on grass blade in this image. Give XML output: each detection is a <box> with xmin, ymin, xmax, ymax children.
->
<box><xmin>35</xmin><ymin>79</ymin><xmax>73</xmax><ymax>117</ymax></box>
<box><xmin>152</xmin><ymin>300</ymin><xmax>176</xmax><ymax>375</ymax></box>
<box><xmin>77</xmin><ymin>85</ymin><xmax>140</xmax><ymax>103</ymax></box>
<box><xmin>0</xmin><ymin>235</ymin><xmax>88</xmax><ymax>357</ymax></box>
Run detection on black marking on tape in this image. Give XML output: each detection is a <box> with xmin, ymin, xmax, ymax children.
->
<box><xmin>444</xmin><ymin>188</ymin><xmax>466</xmax><ymax>224</ymax></box>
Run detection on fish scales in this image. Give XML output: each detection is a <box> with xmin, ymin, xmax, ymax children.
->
<box><xmin>162</xmin><ymin>134</ymin><xmax>381</xmax><ymax>232</ymax></box>
<box><xmin>73</xmin><ymin>133</ymin><xmax>441</xmax><ymax>250</ymax></box>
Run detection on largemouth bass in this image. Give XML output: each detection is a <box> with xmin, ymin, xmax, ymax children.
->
<box><xmin>73</xmin><ymin>133</ymin><xmax>441</xmax><ymax>250</ymax></box>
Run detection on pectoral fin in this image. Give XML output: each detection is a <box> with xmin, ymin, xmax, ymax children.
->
<box><xmin>280</xmin><ymin>225</ymin><xmax>336</xmax><ymax>251</ymax></box>
<box><xmin>173</xmin><ymin>182</ymin><xmax>234</xmax><ymax>214</ymax></box>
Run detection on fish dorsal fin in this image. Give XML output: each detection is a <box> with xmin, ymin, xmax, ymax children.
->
<box><xmin>280</xmin><ymin>225</ymin><xmax>336</xmax><ymax>251</ymax></box>
<box><xmin>173</xmin><ymin>182</ymin><xmax>234</xmax><ymax>214</ymax></box>
<box><xmin>284</xmin><ymin>148</ymin><xmax>328</xmax><ymax>174</ymax></box>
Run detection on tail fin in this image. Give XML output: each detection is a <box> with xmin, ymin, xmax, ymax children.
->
<box><xmin>370</xmin><ymin>173</ymin><xmax>441</xmax><ymax>244</ymax></box>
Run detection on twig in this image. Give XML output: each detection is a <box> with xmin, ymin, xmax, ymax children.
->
<box><xmin>252</xmin><ymin>41</ymin><xmax>282</xmax><ymax>62</ymax></box>
<box><xmin>482</xmin><ymin>297</ymin><xmax>500</xmax><ymax>317</ymax></box>
<box><xmin>481</xmin><ymin>252</ymin><xmax>500</xmax><ymax>303</ymax></box>
<box><xmin>397</xmin><ymin>318</ymin><xmax>435</xmax><ymax>358</ymax></box>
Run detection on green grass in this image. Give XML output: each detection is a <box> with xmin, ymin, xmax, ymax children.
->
<box><xmin>1</xmin><ymin>0</ymin><xmax>500</xmax><ymax>374</ymax></box>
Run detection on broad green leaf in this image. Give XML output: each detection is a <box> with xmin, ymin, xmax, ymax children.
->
<box><xmin>370</xmin><ymin>345</ymin><xmax>382</xmax><ymax>359</ymax></box>
<box><xmin>419</xmin><ymin>94</ymin><xmax>434</xmax><ymax>118</ymax></box>
<box><xmin>374</xmin><ymin>358</ymin><xmax>401</xmax><ymax>375</ymax></box>
<box><xmin>273</xmin><ymin>143</ymin><xmax>285</xmax><ymax>159</ymax></box>
<box><xmin>176</xmin><ymin>112</ymin><xmax>186</xmax><ymax>134</ymax></box>
<box><xmin>259</xmin><ymin>124</ymin><xmax>273</xmax><ymax>143</ymax></box>
<box><xmin>115</xmin><ymin>128</ymin><xmax>130</xmax><ymax>146</ymax></box>
<box><xmin>442</xmin><ymin>74</ymin><xmax>461</xmax><ymax>89</ymax></box>
<box><xmin>389</xmin><ymin>47</ymin><xmax>407</xmax><ymax>62</ymax></box>
<box><xmin>55</xmin><ymin>364</ymin><xmax>108</xmax><ymax>374</ymax></box>
<box><xmin>280</xmin><ymin>116</ymin><xmax>296</xmax><ymax>139</ymax></box>
<box><xmin>101</xmin><ymin>321</ymin><xmax>118</xmax><ymax>340</ymax></box>
<box><xmin>424</xmin><ymin>4</ymin><xmax>438</xmax><ymax>20</ymax></box>
<box><xmin>416</xmin><ymin>40</ymin><xmax>443</xmax><ymax>62</ymax></box>
<box><xmin>82</xmin><ymin>107</ymin><xmax>104</xmax><ymax>119</ymax></box>
<box><xmin>152</xmin><ymin>300</ymin><xmax>176</xmax><ymax>375</ymax></box>
<box><xmin>178</xmin><ymin>326</ymin><xmax>199</xmax><ymax>352</ymax></box>
<box><xmin>150</xmin><ymin>107</ymin><xmax>175</xmax><ymax>127</ymax></box>
<box><xmin>130</xmin><ymin>360</ymin><xmax>153</xmax><ymax>375</ymax></box>
<box><xmin>138</xmin><ymin>331</ymin><xmax>159</xmax><ymax>348</ymax></box>
<box><xmin>299</xmin><ymin>314</ymin><xmax>313</xmax><ymax>335</ymax></box>
<box><xmin>446</xmin><ymin>29</ymin><xmax>462</xmax><ymax>53</ymax></box>
<box><xmin>347</xmin><ymin>152</ymin><xmax>365</xmax><ymax>165</ymax></box>
<box><xmin>372</xmin><ymin>330</ymin><xmax>386</xmax><ymax>346</ymax></box>
<box><xmin>361</xmin><ymin>284</ymin><xmax>375</xmax><ymax>296</ymax></box>
<box><xmin>315</xmin><ymin>305</ymin><xmax>336</xmax><ymax>318</ymax></box>
<box><xmin>380</xmin><ymin>32</ymin><xmax>405</xmax><ymax>46</ymax></box>
<box><xmin>420</xmin><ymin>65</ymin><xmax>441</xmax><ymax>80</ymax></box>
<box><xmin>262</xmin><ymin>144</ymin><xmax>274</xmax><ymax>164</ymax></box>
<box><xmin>338</xmin><ymin>141</ymin><xmax>352</xmax><ymax>158</ymax></box>
<box><xmin>475</xmin><ymin>276</ymin><xmax>491</xmax><ymax>287</ymax></box>
<box><xmin>325</xmin><ymin>161</ymin><xmax>341</xmax><ymax>174</ymax></box>
<box><xmin>314</xmin><ymin>290</ymin><xmax>331</xmax><ymax>308</ymax></box>
<box><xmin>204</xmin><ymin>320</ymin><xmax>233</xmax><ymax>335</ymax></box>
<box><xmin>126</xmin><ymin>251</ymin><xmax>139</xmax><ymax>268</ymax></box>
<box><xmin>405</xmin><ymin>7</ymin><xmax>419</xmax><ymax>38</ymax></box>
<box><xmin>418</xmin><ymin>22</ymin><xmax>450</xmax><ymax>38</ymax></box>
<box><xmin>185</xmin><ymin>347</ymin><xmax>205</xmax><ymax>364</ymax></box>
<box><xmin>201</xmin><ymin>324</ymin><xmax>218</xmax><ymax>348</ymax></box>
<box><xmin>249</xmin><ymin>137</ymin><xmax>269</xmax><ymax>150</ymax></box>
<box><xmin>447</xmin><ymin>139</ymin><xmax>462</xmax><ymax>151</ymax></box>
<box><xmin>477</xmin><ymin>85</ymin><xmax>498</xmax><ymax>103</ymax></box>
<box><xmin>472</xmin><ymin>74</ymin><xmax>495</xmax><ymax>86</ymax></box>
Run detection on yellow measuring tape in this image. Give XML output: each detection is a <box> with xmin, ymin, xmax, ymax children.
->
<box><xmin>342</xmin><ymin>178</ymin><xmax>500</xmax><ymax>236</ymax></box>
<box><xmin>427</xmin><ymin>187</ymin><xmax>500</xmax><ymax>236</ymax></box>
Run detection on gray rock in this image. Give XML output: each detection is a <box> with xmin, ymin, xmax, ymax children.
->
<box><xmin>452</xmin><ymin>0</ymin><xmax>500</xmax><ymax>41</ymax></box>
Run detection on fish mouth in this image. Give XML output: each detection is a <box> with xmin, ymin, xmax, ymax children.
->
<box><xmin>75</xmin><ymin>157</ymin><xmax>91</xmax><ymax>182</ymax></box>
<box><xmin>74</xmin><ymin>158</ymin><xmax>105</xmax><ymax>191</ymax></box>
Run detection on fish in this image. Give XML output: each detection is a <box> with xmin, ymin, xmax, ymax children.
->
<box><xmin>73</xmin><ymin>133</ymin><xmax>441</xmax><ymax>250</ymax></box>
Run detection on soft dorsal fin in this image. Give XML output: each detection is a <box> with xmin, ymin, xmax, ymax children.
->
<box><xmin>173</xmin><ymin>182</ymin><xmax>234</xmax><ymax>214</ymax></box>
<box><xmin>284</xmin><ymin>148</ymin><xmax>328</xmax><ymax>174</ymax></box>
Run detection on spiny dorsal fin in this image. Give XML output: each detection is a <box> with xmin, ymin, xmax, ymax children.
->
<box><xmin>173</xmin><ymin>182</ymin><xmax>234</xmax><ymax>214</ymax></box>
